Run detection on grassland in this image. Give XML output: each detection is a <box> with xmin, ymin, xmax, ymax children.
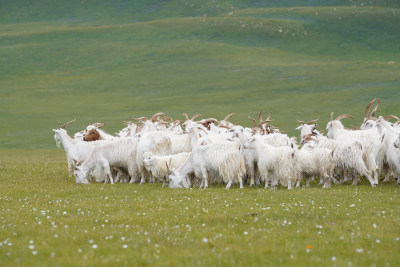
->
<box><xmin>0</xmin><ymin>150</ymin><xmax>399</xmax><ymax>266</ymax></box>
<box><xmin>1</xmin><ymin>1</ymin><xmax>400</xmax><ymax>149</ymax></box>
<box><xmin>1</xmin><ymin>0</ymin><xmax>400</xmax><ymax>266</ymax></box>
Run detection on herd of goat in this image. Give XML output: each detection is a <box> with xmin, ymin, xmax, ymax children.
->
<box><xmin>53</xmin><ymin>98</ymin><xmax>400</xmax><ymax>189</ymax></box>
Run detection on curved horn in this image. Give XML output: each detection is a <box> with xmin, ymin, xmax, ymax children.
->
<box><xmin>183</xmin><ymin>113</ymin><xmax>189</xmax><ymax>121</ymax></box>
<box><xmin>384</xmin><ymin>115</ymin><xmax>400</xmax><ymax>122</ymax></box>
<box><xmin>370</xmin><ymin>97</ymin><xmax>379</xmax><ymax>117</ymax></box>
<box><xmin>335</xmin><ymin>114</ymin><xmax>354</xmax><ymax>121</ymax></box>
<box><xmin>266</xmin><ymin>112</ymin><xmax>272</xmax><ymax>121</ymax></box>
<box><xmin>258</xmin><ymin>110</ymin><xmax>263</xmax><ymax>123</ymax></box>
<box><xmin>258</xmin><ymin>120</ymin><xmax>272</xmax><ymax>127</ymax></box>
<box><xmin>132</xmin><ymin>116</ymin><xmax>147</xmax><ymax>121</ymax></box>
<box><xmin>330</xmin><ymin>112</ymin><xmax>334</xmax><ymax>121</ymax></box>
<box><xmin>163</xmin><ymin>116</ymin><xmax>174</xmax><ymax>122</ymax></box>
<box><xmin>92</xmin><ymin>123</ymin><xmax>105</xmax><ymax>128</ymax></box>
<box><xmin>219</xmin><ymin>125</ymin><xmax>230</xmax><ymax>130</ymax></box>
<box><xmin>60</xmin><ymin>119</ymin><xmax>76</xmax><ymax>129</ymax></box>
<box><xmin>223</xmin><ymin>113</ymin><xmax>235</xmax><ymax>122</ymax></box>
<box><xmin>296</xmin><ymin>119</ymin><xmax>305</xmax><ymax>125</ymax></box>
<box><xmin>365</xmin><ymin>98</ymin><xmax>377</xmax><ymax>118</ymax></box>
<box><xmin>198</xmin><ymin>127</ymin><xmax>209</xmax><ymax>135</ymax></box>
<box><xmin>248</xmin><ymin>116</ymin><xmax>257</xmax><ymax>128</ymax></box>
<box><xmin>203</xmin><ymin>118</ymin><xmax>219</xmax><ymax>124</ymax></box>
<box><xmin>307</xmin><ymin>118</ymin><xmax>320</xmax><ymax>125</ymax></box>
<box><xmin>151</xmin><ymin>112</ymin><xmax>166</xmax><ymax>122</ymax></box>
<box><xmin>191</xmin><ymin>114</ymin><xmax>202</xmax><ymax>121</ymax></box>
<box><xmin>235</xmin><ymin>121</ymin><xmax>241</xmax><ymax>126</ymax></box>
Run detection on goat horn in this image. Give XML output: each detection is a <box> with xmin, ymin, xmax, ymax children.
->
<box><xmin>163</xmin><ymin>116</ymin><xmax>173</xmax><ymax>122</ymax></box>
<box><xmin>248</xmin><ymin>116</ymin><xmax>257</xmax><ymax>128</ymax></box>
<box><xmin>93</xmin><ymin>123</ymin><xmax>105</xmax><ymax>128</ymax></box>
<box><xmin>235</xmin><ymin>121</ymin><xmax>241</xmax><ymax>125</ymax></box>
<box><xmin>191</xmin><ymin>114</ymin><xmax>202</xmax><ymax>121</ymax></box>
<box><xmin>307</xmin><ymin>118</ymin><xmax>320</xmax><ymax>125</ymax></box>
<box><xmin>223</xmin><ymin>113</ymin><xmax>235</xmax><ymax>121</ymax></box>
<box><xmin>258</xmin><ymin>110</ymin><xmax>263</xmax><ymax>123</ymax></box>
<box><xmin>132</xmin><ymin>116</ymin><xmax>147</xmax><ymax>121</ymax></box>
<box><xmin>202</xmin><ymin>118</ymin><xmax>219</xmax><ymax>124</ymax></box>
<box><xmin>330</xmin><ymin>112</ymin><xmax>334</xmax><ymax>121</ymax></box>
<box><xmin>384</xmin><ymin>115</ymin><xmax>400</xmax><ymax>122</ymax></box>
<box><xmin>198</xmin><ymin>127</ymin><xmax>209</xmax><ymax>135</ymax></box>
<box><xmin>183</xmin><ymin>113</ymin><xmax>189</xmax><ymax>121</ymax></box>
<box><xmin>370</xmin><ymin>97</ymin><xmax>379</xmax><ymax>117</ymax></box>
<box><xmin>151</xmin><ymin>112</ymin><xmax>166</xmax><ymax>122</ymax></box>
<box><xmin>296</xmin><ymin>119</ymin><xmax>305</xmax><ymax>125</ymax></box>
<box><xmin>165</xmin><ymin>162</ymin><xmax>170</xmax><ymax>174</ymax></box>
<box><xmin>258</xmin><ymin>120</ymin><xmax>272</xmax><ymax>127</ymax></box>
<box><xmin>61</xmin><ymin>119</ymin><xmax>76</xmax><ymax>129</ymax></box>
<box><xmin>266</xmin><ymin>112</ymin><xmax>272</xmax><ymax>121</ymax></box>
<box><xmin>365</xmin><ymin>98</ymin><xmax>377</xmax><ymax>118</ymax></box>
<box><xmin>219</xmin><ymin>125</ymin><xmax>230</xmax><ymax>130</ymax></box>
<box><xmin>335</xmin><ymin>114</ymin><xmax>354</xmax><ymax>121</ymax></box>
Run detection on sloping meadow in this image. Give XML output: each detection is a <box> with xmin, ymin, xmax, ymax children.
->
<box><xmin>0</xmin><ymin>4</ymin><xmax>399</xmax><ymax>148</ymax></box>
<box><xmin>0</xmin><ymin>1</ymin><xmax>400</xmax><ymax>265</ymax></box>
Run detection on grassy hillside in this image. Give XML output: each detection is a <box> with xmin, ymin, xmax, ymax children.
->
<box><xmin>0</xmin><ymin>1</ymin><xmax>400</xmax><ymax>149</ymax></box>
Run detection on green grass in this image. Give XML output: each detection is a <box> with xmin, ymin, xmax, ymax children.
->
<box><xmin>1</xmin><ymin>2</ymin><xmax>400</xmax><ymax>149</ymax></box>
<box><xmin>0</xmin><ymin>150</ymin><xmax>399</xmax><ymax>266</ymax></box>
<box><xmin>1</xmin><ymin>1</ymin><xmax>400</xmax><ymax>265</ymax></box>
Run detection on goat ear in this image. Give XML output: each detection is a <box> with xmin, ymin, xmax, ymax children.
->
<box><xmin>295</xmin><ymin>126</ymin><xmax>302</xmax><ymax>130</ymax></box>
<box><xmin>74</xmin><ymin>159</ymin><xmax>82</xmax><ymax>167</ymax></box>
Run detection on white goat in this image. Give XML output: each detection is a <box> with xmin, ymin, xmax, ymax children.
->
<box><xmin>295</xmin><ymin>146</ymin><xmax>335</xmax><ymax>188</ymax></box>
<box><xmin>302</xmin><ymin>134</ymin><xmax>375</xmax><ymax>186</ymax></box>
<box><xmin>327</xmin><ymin>113</ymin><xmax>382</xmax><ymax>185</ymax></box>
<box><xmin>376</xmin><ymin>117</ymin><xmax>400</xmax><ymax>184</ymax></box>
<box><xmin>168</xmin><ymin>141</ymin><xmax>245</xmax><ymax>189</ymax></box>
<box><xmin>53</xmin><ymin>124</ymin><xmax>109</xmax><ymax>182</ymax></box>
<box><xmin>143</xmin><ymin>152</ymin><xmax>190</xmax><ymax>186</ymax></box>
<box><xmin>243</xmin><ymin>136</ymin><xmax>296</xmax><ymax>189</ymax></box>
<box><xmin>74</xmin><ymin>138</ymin><xmax>138</xmax><ymax>184</ymax></box>
<box><xmin>135</xmin><ymin>131</ymin><xmax>172</xmax><ymax>184</ymax></box>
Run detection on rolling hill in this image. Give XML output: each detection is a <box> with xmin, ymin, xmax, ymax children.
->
<box><xmin>0</xmin><ymin>0</ymin><xmax>399</xmax><ymax>149</ymax></box>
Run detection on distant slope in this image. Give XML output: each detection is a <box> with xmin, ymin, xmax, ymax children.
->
<box><xmin>0</xmin><ymin>1</ymin><xmax>399</xmax><ymax>149</ymax></box>
<box><xmin>1</xmin><ymin>0</ymin><xmax>399</xmax><ymax>23</ymax></box>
